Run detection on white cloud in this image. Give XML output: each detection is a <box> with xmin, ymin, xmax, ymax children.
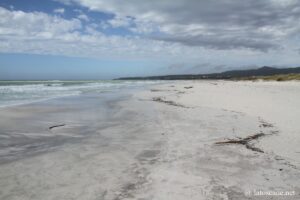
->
<box><xmin>0</xmin><ymin>7</ymin><xmax>81</xmax><ymax>38</ymax></box>
<box><xmin>54</xmin><ymin>8</ymin><xmax>65</xmax><ymax>14</ymax></box>
<box><xmin>77</xmin><ymin>14</ymin><xmax>89</xmax><ymax>21</ymax></box>
<box><xmin>108</xmin><ymin>16</ymin><xmax>131</xmax><ymax>28</ymax></box>
<box><xmin>56</xmin><ymin>0</ymin><xmax>300</xmax><ymax>52</ymax></box>
<box><xmin>1</xmin><ymin>4</ymin><xmax>300</xmax><ymax>71</ymax></box>
<box><xmin>0</xmin><ymin>7</ymin><xmax>201</xmax><ymax>60</ymax></box>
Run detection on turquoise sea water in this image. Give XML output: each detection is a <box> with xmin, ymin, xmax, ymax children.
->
<box><xmin>0</xmin><ymin>80</ymin><xmax>157</xmax><ymax>107</ymax></box>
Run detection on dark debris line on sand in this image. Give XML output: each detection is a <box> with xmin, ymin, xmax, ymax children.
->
<box><xmin>259</xmin><ymin>120</ymin><xmax>274</xmax><ymax>128</ymax></box>
<box><xmin>215</xmin><ymin>133</ymin><xmax>267</xmax><ymax>153</ymax></box>
<box><xmin>150</xmin><ymin>89</ymin><xmax>171</xmax><ymax>92</ymax></box>
<box><xmin>152</xmin><ymin>97</ymin><xmax>188</xmax><ymax>108</ymax></box>
<box><xmin>49</xmin><ymin>124</ymin><xmax>66</xmax><ymax>130</ymax></box>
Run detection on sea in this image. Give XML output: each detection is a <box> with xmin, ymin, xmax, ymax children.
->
<box><xmin>0</xmin><ymin>80</ymin><xmax>159</xmax><ymax>108</ymax></box>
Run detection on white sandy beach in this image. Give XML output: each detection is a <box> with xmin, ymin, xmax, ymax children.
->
<box><xmin>0</xmin><ymin>80</ymin><xmax>299</xmax><ymax>200</ymax></box>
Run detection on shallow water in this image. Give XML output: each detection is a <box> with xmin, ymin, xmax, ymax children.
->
<box><xmin>0</xmin><ymin>81</ymin><xmax>162</xmax><ymax>163</ymax></box>
<box><xmin>0</xmin><ymin>80</ymin><xmax>160</xmax><ymax>107</ymax></box>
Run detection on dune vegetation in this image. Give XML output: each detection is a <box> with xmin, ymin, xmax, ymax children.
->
<box><xmin>234</xmin><ymin>73</ymin><xmax>300</xmax><ymax>81</ymax></box>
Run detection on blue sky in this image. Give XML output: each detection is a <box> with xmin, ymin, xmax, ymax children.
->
<box><xmin>0</xmin><ymin>0</ymin><xmax>300</xmax><ymax>80</ymax></box>
<box><xmin>0</xmin><ymin>53</ymin><xmax>161</xmax><ymax>80</ymax></box>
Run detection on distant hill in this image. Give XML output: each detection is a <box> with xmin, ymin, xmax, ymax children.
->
<box><xmin>117</xmin><ymin>66</ymin><xmax>300</xmax><ymax>80</ymax></box>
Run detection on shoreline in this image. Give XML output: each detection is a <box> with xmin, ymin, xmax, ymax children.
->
<box><xmin>0</xmin><ymin>80</ymin><xmax>299</xmax><ymax>199</ymax></box>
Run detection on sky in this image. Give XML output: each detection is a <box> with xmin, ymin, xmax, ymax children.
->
<box><xmin>0</xmin><ymin>0</ymin><xmax>300</xmax><ymax>80</ymax></box>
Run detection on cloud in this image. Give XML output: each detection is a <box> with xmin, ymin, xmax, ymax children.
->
<box><xmin>167</xmin><ymin>63</ymin><xmax>185</xmax><ymax>70</ymax></box>
<box><xmin>164</xmin><ymin>62</ymin><xmax>228</xmax><ymax>74</ymax></box>
<box><xmin>0</xmin><ymin>7</ymin><xmax>81</xmax><ymax>38</ymax></box>
<box><xmin>77</xmin><ymin>14</ymin><xmax>89</xmax><ymax>21</ymax></box>
<box><xmin>54</xmin><ymin>8</ymin><xmax>65</xmax><ymax>14</ymax></box>
<box><xmin>108</xmin><ymin>16</ymin><xmax>132</xmax><ymax>28</ymax></box>
<box><xmin>0</xmin><ymin>7</ymin><xmax>200</xmax><ymax>60</ymax></box>
<box><xmin>183</xmin><ymin>63</ymin><xmax>227</xmax><ymax>73</ymax></box>
<box><xmin>154</xmin><ymin>34</ymin><xmax>279</xmax><ymax>52</ymax></box>
<box><xmin>56</xmin><ymin>0</ymin><xmax>300</xmax><ymax>51</ymax></box>
<box><xmin>1</xmin><ymin>2</ymin><xmax>300</xmax><ymax>71</ymax></box>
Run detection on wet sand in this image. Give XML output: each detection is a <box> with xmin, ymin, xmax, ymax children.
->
<box><xmin>0</xmin><ymin>81</ymin><xmax>299</xmax><ymax>199</ymax></box>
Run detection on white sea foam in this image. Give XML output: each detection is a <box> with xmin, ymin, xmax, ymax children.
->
<box><xmin>0</xmin><ymin>80</ymin><xmax>160</xmax><ymax>108</ymax></box>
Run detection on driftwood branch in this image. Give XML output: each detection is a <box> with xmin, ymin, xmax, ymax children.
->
<box><xmin>49</xmin><ymin>124</ymin><xmax>65</xmax><ymax>130</ymax></box>
<box><xmin>215</xmin><ymin>133</ymin><xmax>265</xmax><ymax>153</ymax></box>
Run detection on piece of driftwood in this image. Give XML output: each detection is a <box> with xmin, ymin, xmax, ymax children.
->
<box><xmin>215</xmin><ymin>133</ymin><xmax>265</xmax><ymax>153</ymax></box>
<box><xmin>184</xmin><ymin>86</ymin><xmax>193</xmax><ymax>89</ymax></box>
<box><xmin>49</xmin><ymin>124</ymin><xmax>65</xmax><ymax>130</ymax></box>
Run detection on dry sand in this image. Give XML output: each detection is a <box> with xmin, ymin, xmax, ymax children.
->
<box><xmin>0</xmin><ymin>80</ymin><xmax>299</xmax><ymax>199</ymax></box>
